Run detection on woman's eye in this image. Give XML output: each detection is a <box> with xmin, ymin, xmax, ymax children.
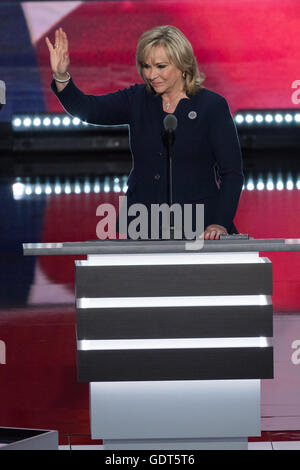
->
<box><xmin>158</xmin><ymin>65</ymin><xmax>166</xmax><ymax>69</ymax></box>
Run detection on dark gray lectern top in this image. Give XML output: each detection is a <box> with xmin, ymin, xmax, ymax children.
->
<box><xmin>23</xmin><ymin>238</ymin><xmax>300</xmax><ymax>256</ymax></box>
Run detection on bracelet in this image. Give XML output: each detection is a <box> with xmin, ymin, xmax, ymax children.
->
<box><xmin>53</xmin><ymin>72</ymin><xmax>71</xmax><ymax>83</ymax></box>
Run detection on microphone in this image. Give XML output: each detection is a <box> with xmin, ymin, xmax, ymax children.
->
<box><xmin>163</xmin><ymin>114</ymin><xmax>177</xmax><ymax>132</ymax></box>
<box><xmin>162</xmin><ymin>114</ymin><xmax>178</xmax><ymax>239</ymax></box>
<box><xmin>162</xmin><ymin>114</ymin><xmax>177</xmax><ymax>148</ymax></box>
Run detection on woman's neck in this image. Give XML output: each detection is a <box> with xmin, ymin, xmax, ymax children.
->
<box><xmin>162</xmin><ymin>87</ymin><xmax>186</xmax><ymax>103</ymax></box>
<box><xmin>161</xmin><ymin>87</ymin><xmax>188</xmax><ymax>113</ymax></box>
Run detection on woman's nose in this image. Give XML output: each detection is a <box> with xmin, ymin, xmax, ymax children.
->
<box><xmin>149</xmin><ymin>68</ymin><xmax>158</xmax><ymax>80</ymax></box>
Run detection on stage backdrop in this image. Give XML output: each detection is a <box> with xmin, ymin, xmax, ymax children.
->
<box><xmin>0</xmin><ymin>0</ymin><xmax>299</xmax><ymax>120</ymax></box>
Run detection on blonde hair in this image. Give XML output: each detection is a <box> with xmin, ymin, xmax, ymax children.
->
<box><xmin>136</xmin><ymin>25</ymin><xmax>205</xmax><ymax>95</ymax></box>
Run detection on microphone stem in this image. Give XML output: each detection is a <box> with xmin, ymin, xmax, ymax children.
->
<box><xmin>166</xmin><ymin>130</ymin><xmax>174</xmax><ymax>234</ymax></box>
<box><xmin>162</xmin><ymin>114</ymin><xmax>177</xmax><ymax>239</ymax></box>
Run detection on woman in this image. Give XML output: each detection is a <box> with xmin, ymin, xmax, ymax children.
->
<box><xmin>46</xmin><ymin>25</ymin><xmax>244</xmax><ymax>240</ymax></box>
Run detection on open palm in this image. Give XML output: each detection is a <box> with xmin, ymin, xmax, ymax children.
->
<box><xmin>45</xmin><ymin>27</ymin><xmax>70</xmax><ymax>75</ymax></box>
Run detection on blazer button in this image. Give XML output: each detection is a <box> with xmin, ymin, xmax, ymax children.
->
<box><xmin>154</xmin><ymin>174</ymin><xmax>160</xmax><ymax>180</ymax></box>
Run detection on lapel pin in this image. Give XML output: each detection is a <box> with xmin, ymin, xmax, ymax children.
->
<box><xmin>188</xmin><ymin>111</ymin><xmax>197</xmax><ymax>119</ymax></box>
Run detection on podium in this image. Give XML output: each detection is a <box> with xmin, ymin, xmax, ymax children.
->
<box><xmin>23</xmin><ymin>238</ymin><xmax>300</xmax><ymax>450</ymax></box>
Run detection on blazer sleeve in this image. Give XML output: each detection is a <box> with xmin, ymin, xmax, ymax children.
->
<box><xmin>51</xmin><ymin>78</ymin><xmax>132</xmax><ymax>126</ymax></box>
<box><xmin>207</xmin><ymin>95</ymin><xmax>244</xmax><ymax>230</ymax></box>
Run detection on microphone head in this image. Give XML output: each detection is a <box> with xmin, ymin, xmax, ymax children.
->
<box><xmin>163</xmin><ymin>114</ymin><xmax>178</xmax><ymax>131</ymax></box>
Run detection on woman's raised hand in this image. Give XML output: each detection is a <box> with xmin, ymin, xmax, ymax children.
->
<box><xmin>45</xmin><ymin>27</ymin><xmax>70</xmax><ymax>77</ymax></box>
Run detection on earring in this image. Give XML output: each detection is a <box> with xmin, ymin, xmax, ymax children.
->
<box><xmin>182</xmin><ymin>71</ymin><xmax>186</xmax><ymax>79</ymax></box>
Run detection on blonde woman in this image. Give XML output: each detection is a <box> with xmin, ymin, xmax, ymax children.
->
<box><xmin>47</xmin><ymin>25</ymin><xmax>243</xmax><ymax>239</ymax></box>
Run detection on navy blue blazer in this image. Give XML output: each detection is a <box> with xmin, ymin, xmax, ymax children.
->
<box><xmin>52</xmin><ymin>79</ymin><xmax>244</xmax><ymax>232</ymax></box>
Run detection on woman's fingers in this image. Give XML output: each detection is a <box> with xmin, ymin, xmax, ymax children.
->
<box><xmin>47</xmin><ymin>28</ymin><xmax>66</xmax><ymax>51</ymax></box>
<box><xmin>206</xmin><ymin>230</ymin><xmax>217</xmax><ymax>240</ymax></box>
<box><xmin>45</xmin><ymin>36</ymin><xmax>53</xmax><ymax>52</ymax></box>
<box><xmin>45</xmin><ymin>30</ymin><xmax>60</xmax><ymax>55</ymax></box>
<box><xmin>62</xmin><ymin>28</ymin><xmax>68</xmax><ymax>45</ymax></box>
<box><xmin>61</xmin><ymin>31</ymin><xmax>69</xmax><ymax>57</ymax></box>
<box><xmin>200</xmin><ymin>224</ymin><xmax>228</xmax><ymax>240</ymax></box>
<box><xmin>55</xmin><ymin>28</ymin><xmax>60</xmax><ymax>48</ymax></box>
<box><xmin>57</xmin><ymin>28</ymin><xmax>68</xmax><ymax>48</ymax></box>
<box><xmin>45</xmin><ymin>27</ymin><xmax>70</xmax><ymax>74</ymax></box>
<box><xmin>55</xmin><ymin>28</ymin><xmax>69</xmax><ymax>58</ymax></box>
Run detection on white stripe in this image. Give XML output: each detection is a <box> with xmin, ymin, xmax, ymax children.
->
<box><xmin>78</xmin><ymin>337</ymin><xmax>270</xmax><ymax>351</ymax></box>
<box><xmin>81</xmin><ymin>252</ymin><xmax>261</xmax><ymax>266</ymax></box>
<box><xmin>77</xmin><ymin>295</ymin><xmax>270</xmax><ymax>309</ymax></box>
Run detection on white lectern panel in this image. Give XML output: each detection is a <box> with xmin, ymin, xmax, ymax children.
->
<box><xmin>90</xmin><ymin>379</ymin><xmax>260</xmax><ymax>441</ymax></box>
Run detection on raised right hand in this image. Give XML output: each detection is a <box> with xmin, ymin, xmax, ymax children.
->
<box><xmin>45</xmin><ymin>27</ymin><xmax>70</xmax><ymax>76</ymax></box>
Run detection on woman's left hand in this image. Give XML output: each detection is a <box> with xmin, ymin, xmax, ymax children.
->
<box><xmin>200</xmin><ymin>224</ymin><xmax>228</xmax><ymax>240</ymax></box>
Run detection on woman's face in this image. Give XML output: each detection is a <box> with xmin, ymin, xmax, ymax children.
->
<box><xmin>142</xmin><ymin>45</ymin><xmax>184</xmax><ymax>95</ymax></box>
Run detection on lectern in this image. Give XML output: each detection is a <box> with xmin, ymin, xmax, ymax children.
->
<box><xmin>23</xmin><ymin>238</ymin><xmax>300</xmax><ymax>450</ymax></box>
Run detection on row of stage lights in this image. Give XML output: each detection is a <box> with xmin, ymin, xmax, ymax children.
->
<box><xmin>234</xmin><ymin>111</ymin><xmax>300</xmax><ymax>125</ymax></box>
<box><xmin>12</xmin><ymin>176</ymin><xmax>128</xmax><ymax>200</ymax></box>
<box><xmin>11</xmin><ymin>175</ymin><xmax>300</xmax><ymax>200</ymax></box>
<box><xmin>12</xmin><ymin>115</ymin><xmax>91</xmax><ymax>130</ymax></box>
<box><xmin>11</xmin><ymin>111</ymin><xmax>300</xmax><ymax>130</ymax></box>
